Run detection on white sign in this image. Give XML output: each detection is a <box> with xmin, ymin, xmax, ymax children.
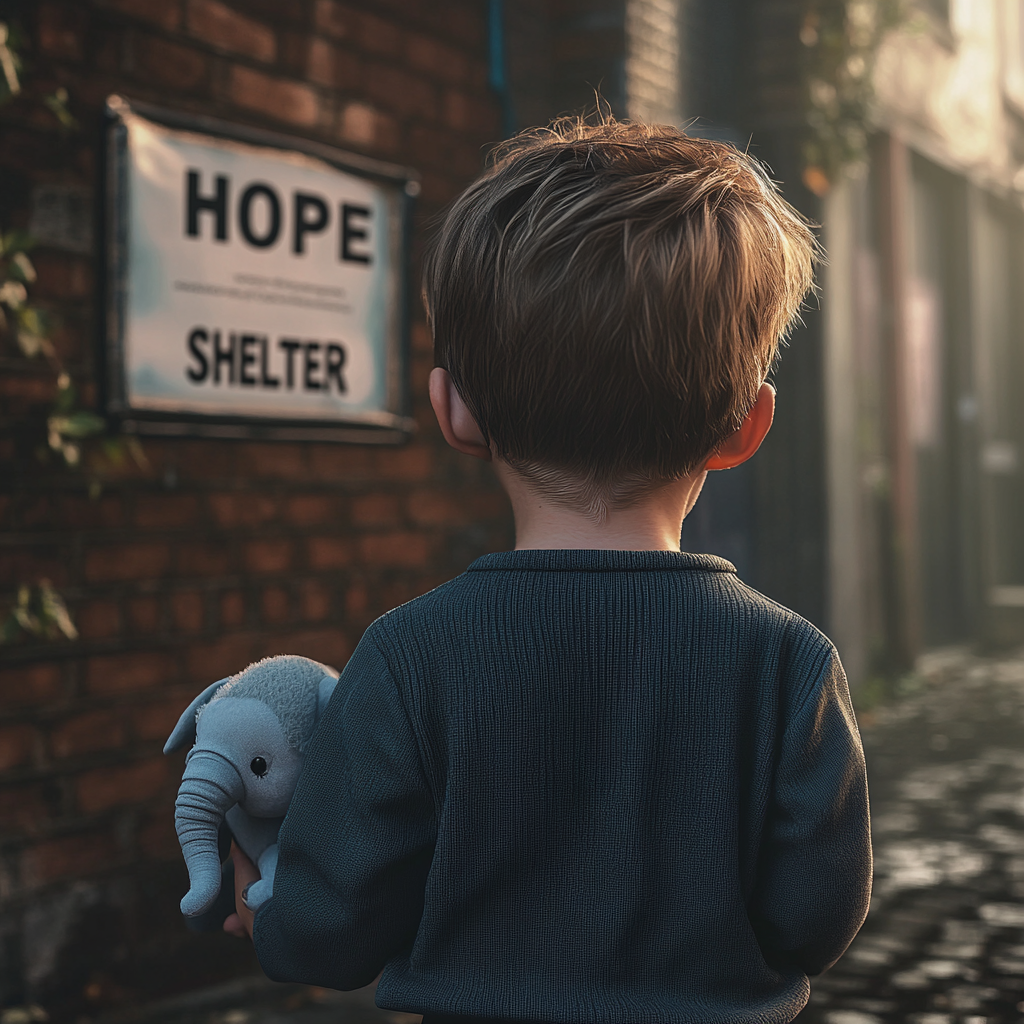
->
<box><xmin>104</xmin><ymin>97</ymin><xmax>415</xmax><ymax>439</ymax></box>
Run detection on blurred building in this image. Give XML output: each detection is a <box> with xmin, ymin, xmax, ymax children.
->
<box><xmin>1</xmin><ymin>0</ymin><xmax>1023</xmax><ymax>1018</ymax></box>
<box><xmin>502</xmin><ymin>0</ymin><xmax>1024</xmax><ymax>680</ymax></box>
<box><xmin>822</xmin><ymin>0</ymin><xmax>1024</xmax><ymax>675</ymax></box>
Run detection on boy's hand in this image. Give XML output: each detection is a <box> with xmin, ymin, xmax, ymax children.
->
<box><xmin>223</xmin><ymin>842</ymin><xmax>259</xmax><ymax>941</ymax></box>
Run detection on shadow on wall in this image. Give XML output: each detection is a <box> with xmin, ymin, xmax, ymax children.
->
<box><xmin>681</xmin><ymin>463</ymin><xmax>754</xmax><ymax>579</ymax></box>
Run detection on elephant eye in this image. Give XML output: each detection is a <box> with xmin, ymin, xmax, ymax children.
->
<box><xmin>250</xmin><ymin>756</ymin><xmax>268</xmax><ymax>777</ymax></box>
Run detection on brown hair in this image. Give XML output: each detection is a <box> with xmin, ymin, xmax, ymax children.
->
<box><xmin>423</xmin><ymin>117</ymin><xmax>817</xmax><ymax>507</ymax></box>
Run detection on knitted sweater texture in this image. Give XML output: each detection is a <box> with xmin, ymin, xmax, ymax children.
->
<box><xmin>254</xmin><ymin>549</ymin><xmax>871</xmax><ymax>1024</ymax></box>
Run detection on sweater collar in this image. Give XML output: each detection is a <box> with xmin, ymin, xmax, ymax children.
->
<box><xmin>465</xmin><ymin>549</ymin><xmax>736</xmax><ymax>574</ymax></box>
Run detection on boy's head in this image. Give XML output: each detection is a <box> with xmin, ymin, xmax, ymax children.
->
<box><xmin>423</xmin><ymin>118</ymin><xmax>816</xmax><ymax>506</ymax></box>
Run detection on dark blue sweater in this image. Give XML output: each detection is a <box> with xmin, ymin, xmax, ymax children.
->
<box><xmin>254</xmin><ymin>549</ymin><xmax>871</xmax><ymax>1024</ymax></box>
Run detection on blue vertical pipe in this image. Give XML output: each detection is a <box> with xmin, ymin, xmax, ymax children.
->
<box><xmin>488</xmin><ymin>0</ymin><xmax>516</xmax><ymax>138</ymax></box>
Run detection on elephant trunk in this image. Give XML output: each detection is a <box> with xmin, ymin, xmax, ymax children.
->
<box><xmin>174</xmin><ymin>751</ymin><xmax>245</xmax><ymax>917</ymax></box>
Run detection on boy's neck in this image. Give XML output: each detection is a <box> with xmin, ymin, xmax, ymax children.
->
<box><xmin>493</xmin><ymin>461</ymin><xmax>708</xmax><ymax>552</ymax></box>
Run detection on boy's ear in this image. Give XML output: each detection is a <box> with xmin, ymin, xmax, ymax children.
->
<box><xmin>704</xmin><ymin>383</ymin><xmax>775</xmax><ymax>471</ymax></box>
<box><xmin>429</xmin><ymin>367</ymin><xmax>491</xmax><ymax>461</ymax></box>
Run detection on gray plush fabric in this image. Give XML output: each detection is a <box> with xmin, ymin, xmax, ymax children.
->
<box><xmin>201</xmin><ymin>655</ymin><xmax>331</xmax><ymax>752</ymax></box>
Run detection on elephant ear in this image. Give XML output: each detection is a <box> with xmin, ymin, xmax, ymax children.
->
<box><xmin>317</xmin><ymin>675</ymin><xmax>339</xmax><ymax>719</ymax></box>
<box><xmin>163</xmin><ymin>679</ymin><xmax>229</xmax><ymax>754</ymax></box>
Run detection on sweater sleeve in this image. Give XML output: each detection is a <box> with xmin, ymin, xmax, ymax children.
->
<box><xmin>748</xmin><ymin>647</ymin><xmax>872</xmax><ymax>977</ymax></box>
<box><xmin>252</xmin><ymin>630</ymin><xmax>436</xmax><ymax>989</ymax></box>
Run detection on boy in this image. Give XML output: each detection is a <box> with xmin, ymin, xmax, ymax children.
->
<box><xmin>229</xmin><ymin>119</ymin><xmax>871</xmax><ymax>1024</ymax></box>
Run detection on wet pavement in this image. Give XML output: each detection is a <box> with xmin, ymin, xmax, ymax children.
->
<box><xmin>82</xmin><ymin>647</ymin><xmax>1024</xmax><ymax>1024</ymax></box>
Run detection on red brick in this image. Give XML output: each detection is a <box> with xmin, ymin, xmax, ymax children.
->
<box><xmin>299</xmin><ymin>580</ymin><xmax>332</xmax><ymax>622</ymax></box>
<box><xmin>127</xmin><ymin>595</ymin><xmax>161</xmax><ymax>634</ymax></box>
<box><xmin>409</xmin><ymin>124</ymin><xmax>482</xmax><ymax>176</ymax></box>
<box><xmin>258</xmin><ymin>628</ymin><xmax>349</xmax><ymax>672</ymax></box>
<box><xmin>85</xmin><ymin>542</ymin><xmax>170</xmax><ymax>582</ymax></box>
<box><xmin>380</xmin><ymin>578</ymin><xmax>419</xmax><ymax>609</ymax></box>
<box><xmin>133</xmin><ymin>697</ymin><xmax>187</xmax><ymax>743</ymax></box>
<box><xmin>416</xmin><ymin>170</ymin><xmax>461</xmax><ymax>206</ymax></box>
<box><xmin>138</xmin><ymin>810</ymin><xmax>178</xmax><ymax>860</ymax></box>
<box><xmin>428</xmin><ymin>1</ymin><xmax>483</xmax><ymax>48</ymax></box>
<box><xmin>38</xmin><ymin>1</ymin><xmax>87</xmax><ymax>60</ymax></box>
<box><xmin>359</xmin><ymin>532</ymin><xmax>430</xmax><ymax>568</ymax></box>
<box><xmin>313</xmin><ymin>0</ymin><xmax>355</xmax><ymax>40</ymax></box>
<box><xmin>33</xmin><ymin>253</ymin><xmax>92</xmax><ymax>300</ymax></box>
<box><xmin>374</xmin><ymin>444</ymin><xmax>435</xmax><ymax>482</ymax></box>
<box><xmin>135</xmin><ymin>493</ymin><xmax>199</xmax><ymax>529</ymax></box>
<box><xmin>307</xmin><ymin>444</ymin><xmax>375</xmax><ymax>481</ymax></box>
<box><xmin>345</xmin><ymin>581</ymin><xmax>368</xmax><ymax>617</ymax></box>
<box><xmin>351</xmin><ymin>493</ymin><xmax>402</xmax><ymax>527</ymax></box>
<box><xmin>261</xmin><ymin>586</ymin><xmax>290</xmax><ymax>624</ymax></box>
<box><xmin>308</xmin><ymin>536</ymin><xmax>353</xmax><ymax>570</ymax></box>
<box><xmin>0</xmin><ymin>373</ymin><xmax>57</xmax><ymax>402</ymax></box>
<box><xmin>0</xmin><ymin>725</ymin><xmax>38</xmax><ymax>770</ymax></box>
<box><xmin>176</xmin><ymin>540</ymin><xmax>232</xmax><ymax>577</ymax></box>
<box><xmin>219</xmin><ymin>590</ymin><xmax>246</xmax><ymax>629</ymax></box>
<box><xmin>93</xmin><ymin>25</ymin><xmax>121</xmax><ymax>71</ymax></box>
<box><xmin>187</xmin><ymin>0</ymin><xmax>275</xmax><ymax>61</ymax></box>
<box><xmin>185</xmin><ymin>633</ymin><xmax>255</xmax><ymax>679</ymax></box>
<box><xmin>51</xmin><ymin>711</ymin><xmax>125</xmax><ymax>759</ymax></box>
<box><xmin>61</xmin><ymin>494</ymin><xmax>124</xmax><ymax>529</ymax></box>
<box><xmin>209</xmin><ymin>492</ymin><xmax>278</xmax><ymax>527</ymax></box>
<box><xmin>307</xmin><ymin>38</ymin><xmax>362</xmax><ymax>90</ymax></box>
<box><xmin>365</xmin><ymin>62</ymin><xmax>437</xmax><ymax>120</ymax></box>
<box><xmin>370</xmin><ymin>108</ymin><xmax>402</xmax><ymax>156</ymax></box>
<box><xmin>229</xmin><ymin>66</ymin><xmax>319</xmax><ymax>127</ymax></box>
<box><xmin>75</xmin><ymin>599</ymin><xmax>121</xmax><ymax>640</ymax></box>
<box><xmin>98</xmin><ymin>0</ymin><xmax>181</xmax><ymax>30</ymax></box>
<box><xmin>237</xmin><ymin>443</ymin><xmax>308</xmax><ymax>481</ymax></box>
<box><xmin>244</xmin><ymin>539</ymin><xmax>292</xmax><ymax>574</ymax></box>
<box><xmin>77</xmin><ymin>757</ymin><xmax>168</xmax><ymax>814</ymax></box>
<box><xmin>278</xmin><ymin>28</ymin><xmax>308</xmax><ymax>75</ymax></box>
<box><xmin>410</xmin><ymin>356</ymin><xmax>432</xmax><ymax>398</ymax></box>
<box><xmin>162</xmin><ymin>440</ymin><xmax>232</xmax><ymax>480</ymax></box>
<box><xmin>129</xmin><ymin>33</ymin><xmax>207</xmax><ymax>90</ymax></box>
<box><xmin>85</xmin><ymin>652</ymin><xmax>168</xmax><ymax>696</ymax></box>
<box><xmin>0</xmin><ymin>663</ymin><xmax>63</xmax><ymax>709</ymax></box>
<box><xmin>0</xmin><ymin>551</ymin><xmax>67</xmax><ymax>590</ymax></box>
<box><xmin>337</xmin><ymin>100</ymin><xmax>384</xmax><ymax>149</ymax></box>
<box><xmin>170</xmin><ymin>591</ymin><xmax>205</xmax><ymax>633</ymax></box>
<box><xmin>407</xmin><ymin>490</ymin><xmax>474</xmax><ymax>527</ymax></box>
<box><xmin>284</xmin><ymin>495</ymin><xmax>334</xmax><ymax>527</ymax></box>
<box><xmin>443</xmin><ymin>88</ymin><xmax>498</xmax><ymax>133</ymax></box>
<box><xmin>411</xmin><ymin>321</ymin><xmax>433</xmax><ymax>354</ymax></box>
<box><xmin>405</xmin><ymin>32</ymin><xmax>469</xmax><ymax>84</ymax></box>
<box><xmin>358</xmin><ymin>10</ymin><xmax>402</xmax><ymax>56</ymax></box>
<box><xmin>0</xmin><ymin>783</ymin><xmax>51</xmax><ymax>831</ymax></box>
<box><xmin>471</xmin><ymin>491</ymin><xmax>511</xmax><ymax>523</ymax></box>
<box><xmin>22</xmin><ymin>831</ymin><xmax>120</xmax><ymax>887</ymax></box>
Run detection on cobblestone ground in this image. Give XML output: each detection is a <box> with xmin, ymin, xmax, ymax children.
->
<box><xmin>85</xmin><ymin>649</ymin><xmax>1024</xmax><ymax>1024</ymax></box>
<box><xmin>794</xmin><ymin>649</ymin><xmax>1024</xmax><ymax>1024</ymax></box>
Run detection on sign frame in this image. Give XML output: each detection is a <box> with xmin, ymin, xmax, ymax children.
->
<box><xmin>99</xmin><ymin>95</ymin><xmax>420</xmax><ymax>444</ymax></box>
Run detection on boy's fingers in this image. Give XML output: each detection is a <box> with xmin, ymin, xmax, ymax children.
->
<box><xmin>222</xmin><ymin>912</ymin><xmax>247</xmax><ymax>938</ymax></box>
<box><xmin>229</xmin><ymin>841</ymin><xmax>259</xmax><ymax>941</ymax></box>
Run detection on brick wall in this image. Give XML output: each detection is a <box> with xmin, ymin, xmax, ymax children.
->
<box><xmin>0</xmin><ymin>0</ymin><xmax>511</xmax><ymax>1015</ymax></box>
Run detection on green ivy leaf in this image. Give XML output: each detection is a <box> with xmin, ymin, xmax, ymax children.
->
<box><xmin>2</xmin><ymin>229</ymin><xmax>33</xmax><ymax>257</ymax></box>
<box><xmin>43</xmin><ymin>87</ymin><xmax>77</xmax><ymax>131</ymax></box>
<box><xmin>49</xmin><ymin>411</ymin><xmax>105</xmax><ymax>439</ymax></box>
<box><xmin>9</xmin><ymin>251</ymin><xmax>36</xmax><ymax>283</ymax></box>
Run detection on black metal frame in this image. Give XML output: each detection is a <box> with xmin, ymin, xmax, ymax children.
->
<box><xmin>98</xmin><ymin>95</ymin><xmax>419</xmax><ymax>444</ymax></box>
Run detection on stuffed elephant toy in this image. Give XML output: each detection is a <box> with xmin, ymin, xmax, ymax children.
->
<box><xmin>164</xmin><ymin>655</ymin><xmax>338</xmax><ymax>922</ymax></box>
